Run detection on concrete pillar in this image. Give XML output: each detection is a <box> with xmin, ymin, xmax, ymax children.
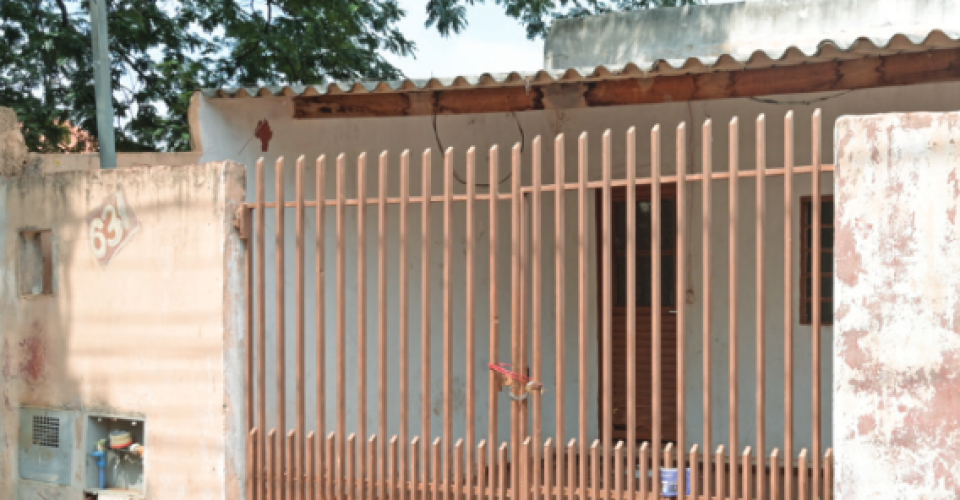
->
<box><xmin>835</xmin><ymin>112</ymin><xmax>960</xmax><ymax>498</ymax></box>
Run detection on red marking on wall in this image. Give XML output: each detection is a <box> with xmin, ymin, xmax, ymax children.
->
<box><xmin>18</xmin><ymin>335</ymin><xmax>46</xmax><ymax>385</ymax></box>
<box><xmin>255</xmin><ymin>119</ymin><xmax>273</xmax><ymax>152</ymax></box>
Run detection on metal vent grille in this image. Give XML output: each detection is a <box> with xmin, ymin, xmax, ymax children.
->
<box><xmin>32</xmin><ymin>415</ymin><xmax>59</xmax><ymax>448</ymax></box>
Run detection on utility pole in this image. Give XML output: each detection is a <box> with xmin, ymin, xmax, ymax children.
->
<box><xmin>89</xmin><ymin>0</ymin><xmax>117</xmax><ymax>169</ymax></box>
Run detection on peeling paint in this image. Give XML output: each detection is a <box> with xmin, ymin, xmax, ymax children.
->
<box><xmin>835</xmin><ymin>112</ymin><xmax>960</xmax><ymax>499</ymax></box>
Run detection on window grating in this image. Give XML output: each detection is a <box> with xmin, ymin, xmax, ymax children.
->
<box><xmin>32</xmin><ymin>415</ymin><xmax>59</xmax><ymax>448</ymax></box>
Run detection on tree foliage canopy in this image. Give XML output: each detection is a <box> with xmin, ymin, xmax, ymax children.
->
<box><xmin>0</xmin><ymin>0</ymin><xmax>691</xmax><ymax>153</ymax></box>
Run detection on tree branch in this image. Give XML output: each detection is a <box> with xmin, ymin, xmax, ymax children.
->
<box><xmin>54</xmin><ymin>0</ymin><xmax>70</xmax><ymax>29</ymax></box>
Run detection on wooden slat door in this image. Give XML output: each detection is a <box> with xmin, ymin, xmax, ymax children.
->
<box><xmin>599</xmin><ymin>185</ymin><xmax>678</xmax><ymax>444</ymax></box>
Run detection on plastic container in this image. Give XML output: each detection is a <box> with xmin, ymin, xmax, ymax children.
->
<box><xmin>660</xmin><ymin>468</ymin><xmax>691</xmax><ymax>497</ymax></box>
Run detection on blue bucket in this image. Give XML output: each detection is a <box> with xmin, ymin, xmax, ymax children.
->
<box><xmin>660</xmin><ymin>468</ymin><xmax>691</xmax><ymax>497</ymax></box>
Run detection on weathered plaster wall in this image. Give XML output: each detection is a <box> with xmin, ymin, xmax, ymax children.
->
<box><xmin>0</xmin><ymin>162</ymin><xmax>246</xmax><ymax>499</ymax></box>
<box><xmin>29</xmin><ymin>152</ymin><xmax>203</xmax><ymax>173</ymax></box>
<box><xmin>835</xmin><ymin>113</ymin><xmax>960</xmax><ymax>498</ymax></box>
<box><xmin>545</xmin><ymin>0</ymin><xmax>960</xmax><ymax>70</ymax></box>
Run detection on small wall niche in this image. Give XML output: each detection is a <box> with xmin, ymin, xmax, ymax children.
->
<box><xmin>19</xmin><ymin>229</ymin><xmax>53</xmax><ymax>297</ymax></box>
<box><xmin>84</xmin><ymin>415</ymin><xmax>146</xmax><ymax>498</ymax></box>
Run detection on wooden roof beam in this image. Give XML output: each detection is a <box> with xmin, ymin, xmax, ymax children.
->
<box><xmin>293</xmin><ymin>48</ymin><xmax>960</xmax><ymax>119</ymax></box>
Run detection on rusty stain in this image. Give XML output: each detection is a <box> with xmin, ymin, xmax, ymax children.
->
<box><xmin>255</xmin><ymin>119</ymin><xmax>273</xmax><ymax>152</ymax></box>
<box><xmin>18</xmin><ymin>333</ymin><xmax>46</xmax><ymax>385</ymax></box>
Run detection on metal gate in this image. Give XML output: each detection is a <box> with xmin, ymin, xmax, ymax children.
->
<box><xmin>240</xmin><ymin>110</ymin><xmax>834</xmax><ymax>500</ymax></box>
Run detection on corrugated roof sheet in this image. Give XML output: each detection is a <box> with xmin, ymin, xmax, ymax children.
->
<box><xmin>202</xmin><ymin>29</ymin><xmax>960</xmax><ymax>99</ymax></box>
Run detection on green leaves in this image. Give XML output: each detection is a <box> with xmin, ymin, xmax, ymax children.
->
<box><xmin>1</xmin><ymin>0</ymin><xmax>415</xmax><ymax>152</ymax></box>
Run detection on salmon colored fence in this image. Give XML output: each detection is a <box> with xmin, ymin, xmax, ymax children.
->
<box><xmin>239</xmin><ymin>110</ymin><xmax>834</xmax><ymax>500</ymax></box>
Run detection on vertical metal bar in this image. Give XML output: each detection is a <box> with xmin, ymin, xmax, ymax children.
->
<box><xmin>478</xmin><ymin>441</ymin><xmax>487</xmax><ymax>500</ymax></box>
<box><xmin>317</xmin><ymin>156</ymin><xmax>328</xmax><ymax>500</ymax></box>
<box><xmin>545</xmin><ymin>439</ymin><xmax>555</xmax><ymax>500</ymax></box>
<box><xmin>715</xmin><ymin>446</ymin><xmax>725</xmax><ymax>500</ymax></box>
<box><xmin>380</xmin><ymin>152</ymin><xmax>390</xmax><ymax>500</ymax></box>
<box><xmin>370</xmin><ymin>436</ymin><xmax>379</xmax><ymax>500</ymax></box>
<box><xmin>307</xmin><ymin>432</ymin><xmax>316</xmax><ymax>500</ymax></box>
<box><xmin>743</xmin><ymin>447</ymin><xmax>753</xmax><ymax>500</ymax></box>
<box><xmin>519</xmin><ymin>146</ymin><xmax>530</xmax><ymax>447</ymax></box>
<box><xmin>676</xmin><ymin>122</ymin><xmax>688</xmax><ymax>500</ymax></box>
<box><xmin>467</xmin><ymin>147</ymin><xmax>477</xmax><ymax>500</ymax></box>
<box><xmin>638</xmin><ymin>443</ymin><xmax>649</xmax><ymax>497</ymax></box>
<box><xmin>756</xmin><ymin>114</ymin><xmax>767</xmax><ymax>500</ymax></box>
<box><xmin>532</xmin><ymin>136</ymin><xmax>543</xmax><ymax>500</ymax></box>
<box><xmin>256</xmin><ymin>159</ymin><xmax>268</xmax><ymax>500</ymax></box>
<box><xmin>554</xmin><ymin>135</ymin><xmax>567</xmax><ymax>500</ymax></box>
<box><xmin>412</xmin><ymin>436</ymin><xmax>427</xmax><ymax>499</ymax></box>
<box><xmin>651</xmin><ymin>125</ymin><xmax>663</xmax><ymax>496</ymax></box>
<box><xmin>601</xmin><ymin>131</ymin><xmax>613</xmax><ymax>497</ymax></box>
<box><xmin>590</xmin><ymin>441</ymin><xmax>600</xmax><ymax>500</ymax></box>
<box><xmin>701</xmin><ymin>120</ymin><xmax>713</xmax><ymax>498</ymax></box>
<box><xmin>433</xmin><ymin>439</ymin><xmax>443</xmax><ymax>500</ymax></box>
<box><xmin>444</xmin><ymin>147</ymin><xmax>455</xmax><ymax>499</ymax></box>
<box><xmin>358</xmin><ymin>154</ymin><xmax>369</xmax><ymax>490</ymax></box>
<box><xmin>488</xmin><ymin>145</ymin><xmax>501</xmax><ymax>474</ymax></box>
<box><xmin>688</xmin><ymin>445</ymin><xmax>699</xmax><ymax>500</ymax></box>
<box><xmin>337</xmin><ymin>155</ymin><xmax>348</xmax><ymax>500</ymax></box>
<box><xmin>401</xmin><ymin>151</ymin><xmax>411</xmax><ymax>500</ymax></box>
<box><xmin>783</xmin><ymin>112</ymin><xmax>795</xmax><ymax>500</ymax></box>
<box><xmin>729</xmin><ymin>117</ymin><xmax>740</xmax><ymax>500</ymax></box>
<box><xmin>614</xmin><ymin>442</ymin><xmax>623</xmax><ymax>500</ymax></box>
<box><xmin>391</xmin><ymin>437</ymin><xmax>400</xmax><ymax>500</ymax></box>
<box><xmin>566</xmin><ymin>440</ymin><xmax>576</xmax><ymax>500</ymax></box>
<box><xmin>499</xmin><ymin>443</ymin><xmax>509</xmax><ymax>500</ymax></box>
<box><xmin>347</xmin><ymin>435</ymin><xmax>356</xmax><ymax>500</ymax></box>
<box><xmin>511</xmin><ymin>142</ymin><xmax>523</xmax><ymax>495</ymax></box>
<box><xmin>249</xmin><ymin>429</ymin><xmax>259</xmax><ymax>500</ymax></box>
<box><xmin>296</xmin><ymin>156</ymin><xmax>307</xmax><ymax>500</ymax></box>
<box><xmin>412</xmin><ymin>438</ymin><xmax>422</xmax><ymax>500</ymax></box>
<box><xmin>823</xmin><ymin>450</ymin><xmax>832</xmax><ymax>500</ymax></box>
<box><xmin>520</xmin><ymin>396</ymin><xmax>530</xmax><ymax>500</ymax></box>
<box><xmin>269</xmin><ymin>429</ymin><xmax>278</xmax><ymax>500</ymax></box>
<box><xmin>456</xmin><ymin>440</ymin><xmax>465</xmax><ymax>500</ymax></box>
<box><xmin>327</xmin><ymin>433</ymin><xmax>336</xmax><ymax>500</ymax></box>
<box><xmin>770</xmin><ymin>450</ymin><xmax>780</xmax><ymax>500</ymax></box>
<box><xmin>277</xmin><ymin>157</ymin><xmax>288</xmax><ymax>500</ymax></box>
<box><xmin>798</xmin><ymin>450</ymin><xmax>808</xmax><ymax>500</ymax></box>
<box><xmin>625</xmin><ymin>127</ymin><xmax>637</xmax><ymax>500</ymax></box>
<box><xmin>287</xmin><ymin>431</ymin><xmax>296</xmax><ymax>499</ymax></box>
<box><xmin>422</xmin><ymin>150</ymin><xmax>434</xmax><ymax>495</ymax></box>
<box><xmin>810</xmin><ymin>110</ymin><xmax>823</xmax><ymax>500</ymax></box>
<box><xmin>577</xmin><ymin>132</ymin><xmax>589</xmax><ymax>500</ymax></box>
<box><xmin>246</xmin><ymin>210</ymin><xmax>254</xmax><ymax>438</ymax></box>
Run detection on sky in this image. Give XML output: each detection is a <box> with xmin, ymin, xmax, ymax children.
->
<box><xmin>381</xmin><ymin>0</ymin><xmax>545</xmax><ymax>79</ymax></box>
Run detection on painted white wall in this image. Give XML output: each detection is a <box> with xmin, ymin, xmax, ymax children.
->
<box><xmin>197</xmin><ymin>80</ymin><xmax>960</xmax><ymax>458</ymax></box>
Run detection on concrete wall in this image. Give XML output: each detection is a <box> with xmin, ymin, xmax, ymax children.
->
<box><xmin>544</xmin><ymin>0</ymin><xmax>960</xmax><ymax>70</ymax></box>
<box><xmin>834</xmin><ymin>113</ymin><xmax>960</xmax><ymax>498</ymax></box>
<box><xmin>29</xmin><ymin>152</ymin><xmax>203</xmax><ymax>174</ymax></box>
<box><xmin>197</xmin><ymin>81</ymin><xmax>960</xmax><ymax>459</ymax></box>
<box><xmin>0</xmin><ymin>162</ymin><xmax>246</xmax><ymax>499</ymax></box>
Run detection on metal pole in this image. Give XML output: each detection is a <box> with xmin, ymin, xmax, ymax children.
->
<box><xmin>89</xmin><ymin>0</ymin><xmax>117</xmax><ymax>169</ymax></box>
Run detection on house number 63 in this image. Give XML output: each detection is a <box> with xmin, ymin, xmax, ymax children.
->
<box><xmin>89</xmin><ymin>192</ymin><xmax>133</xmax><ymax>259</ymax></box>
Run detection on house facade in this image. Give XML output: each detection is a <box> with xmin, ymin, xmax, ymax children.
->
<box><xmin>192</xmin><ymin>3</ymin><xmax>960</xmax><ymax>500</ymax></box>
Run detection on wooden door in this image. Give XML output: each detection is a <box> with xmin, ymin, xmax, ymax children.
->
<box><xmin>598</xmin><ymin>185</ymin><xmax>678</xmax><ymax>444</ymax></box>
